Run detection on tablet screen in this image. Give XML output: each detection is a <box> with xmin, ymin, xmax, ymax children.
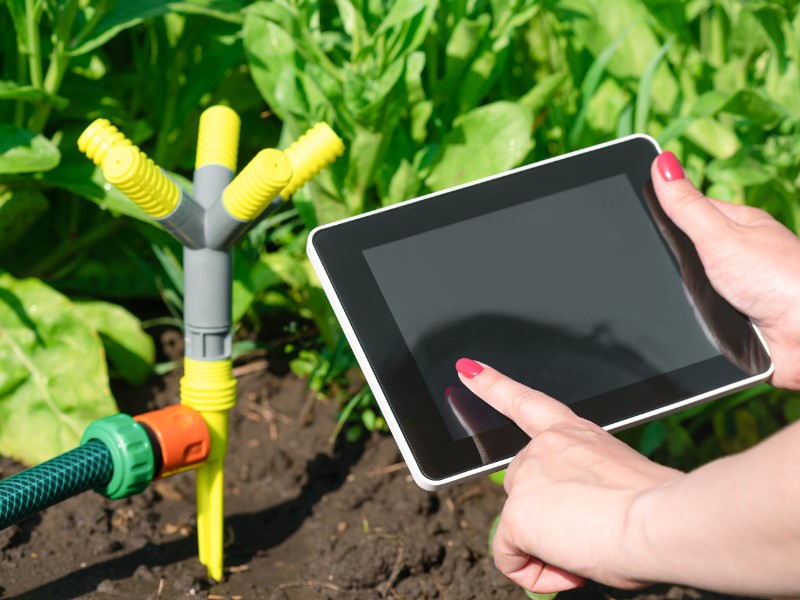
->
<box><xmin>310</xmin><ymin>135</ymin><xmax>771</xmax><ymax>487</ymax></box>
<box><xmin>363</xmin><ymin>174</ymin><xmax>721</xmax><ymax>441</ymax></box>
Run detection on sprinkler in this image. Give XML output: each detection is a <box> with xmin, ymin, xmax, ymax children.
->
<box><xmin>0</xmin><ymin>108</ymin><xmax>344</xmax><ymax>582</ymax></box>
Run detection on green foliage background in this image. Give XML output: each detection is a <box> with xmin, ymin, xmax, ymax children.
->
<box><xmin>1</xmin><ymin>0</ymin><xmax>798</xmax><ymax>468</ymax></box>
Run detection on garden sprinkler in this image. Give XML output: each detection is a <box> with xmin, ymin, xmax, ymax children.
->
<box><xmin>0</xmin><ymin>107</ymin><xmax>344</xmax><ymax>583</ymax></box>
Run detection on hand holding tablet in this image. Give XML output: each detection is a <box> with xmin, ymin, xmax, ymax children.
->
<box><xmin>451</xmin><ymin>156</ymin><xmax>800</xmax><ymax>595</ymax></box>
<box><xmin>307</xmin><ymin>136</ymin><xmax>773</xmax><ymax>490</ymax></box>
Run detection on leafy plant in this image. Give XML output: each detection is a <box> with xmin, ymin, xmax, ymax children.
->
<box><xmin>243</xmin><ymin>0</ymin><xmax>800</xmax><ymax>463</ymax></box>
<box><xmin>0</xmin><ymin>272</ymin><xmax>150</xmax><ymax>465</ymax></box>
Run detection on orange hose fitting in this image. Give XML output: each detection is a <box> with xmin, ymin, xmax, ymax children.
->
<box><xmin>134</xmin><ymin>405</ymin><xmax>210</xmax><ymax>478</ymax></box>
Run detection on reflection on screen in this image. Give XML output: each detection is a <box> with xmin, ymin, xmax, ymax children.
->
<box><xmin>363</xmin><ymin>174</ymin><xmax>721</xmax><ymax>441</ymax></box>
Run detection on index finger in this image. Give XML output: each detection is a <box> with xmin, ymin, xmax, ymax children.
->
<box><xmin>455</xmin><ymin>358</ymin><xmax>577</xmax><ymax>437</ymax></box>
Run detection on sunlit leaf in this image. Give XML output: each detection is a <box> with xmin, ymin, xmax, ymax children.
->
<box><xmin>73</xmin><ymin>301</ymin><xmax>155</xmax><ymax>386</ymax></box>
<box><xmin>0</xmin><ymin>124</ymin><xmax>60</xmax><ymax>174</ymax></box>
<box><xmin>427</xmin><ymin>101</ymin><xmax>533</xmax><ymax>191</ymax></box>
<box><xmin>70</xmin><ymin>0</ymin><xmax>244</xmax><ymax>56</ymax></box>
<box><xmin>0</xmin><ymin>273</ymin><xmax>118</xmax><ymax>465</ymax></box>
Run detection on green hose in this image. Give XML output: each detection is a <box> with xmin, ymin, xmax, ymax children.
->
<box><xmin>0</xmin><ymin>440</ymin><xmax>112</xmax><ymax>531</ymax></box>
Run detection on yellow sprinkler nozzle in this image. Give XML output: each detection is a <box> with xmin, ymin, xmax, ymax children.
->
<box><xmin>222</xmin><ymin>148</ymin><xmax>293</xmax><ymax>222</ymax></box>
<box><xmin>180</xmin><ymin>357</ymin><xmax>237</xmax><ymax>582</ymax></box>
<box><xmin>102</xmin><ymin>144</ymin><xmax>181</xmax><ymax>219</ymax></box>
<box><xmin>77</xmin><ymin>118</ymin><xmax>134</xmax><ymax>166</ymax></box>
<box><xmin>196</xmin><ymin>106</ymin><xmax>241</xmax><ymax>171</ymax></box>
<box><xmin>281</xmin><ymin>122</ymin><xmax>345</xmax><ymax>198</ymax></box>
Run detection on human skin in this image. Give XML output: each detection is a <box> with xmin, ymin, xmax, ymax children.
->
<box><xmin>455</xmin><ymin>153</ymin><xmax>800</xmax><ymax>595</ymax></box>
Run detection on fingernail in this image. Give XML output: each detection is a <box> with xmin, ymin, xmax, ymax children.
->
<box><xmin>656</xmin><ymin>151</ymin><xmax>685</xmax><ymax>181</ymax></box>
<box><xmin>456</xmin><ymin>358</ymin><xmax>483</xmax><ymax>379</ymax></box>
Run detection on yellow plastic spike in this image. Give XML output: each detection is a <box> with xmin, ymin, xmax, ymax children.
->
<box><xmin>102</xmin><ymin>145</ymin><xmax>181</xmax><ymax>219</ymax></box>
<box><xmin>180</xmin><ymin>358</ymin><xmax>237</xmax><ymax>581</ymax></box>
<box><xmin>222</xmin><ymin>149</ymin><xmax>293</xmax><ymax>221</ymax></box>
<box><xmin>281</xmin><ymin>122</ymin><xmax>345</xmax><ymax>198</ymax></box>
<box><xmin>77</xmin><ymin>118</ymin><xmax>133</xmax><ymax>166</ymax></box>
<box><xmin>196</xmin><ymin>106</ymin><xmax>241</xmax><ymax>171</ymax></box>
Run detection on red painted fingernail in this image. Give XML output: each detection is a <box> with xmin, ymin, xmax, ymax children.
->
<box><xmin>656</xmin><ymin>151</ymin><xmax>685</xmax><ymax>181</ymax></box>
<box><xmin>456</xmin><ymin>358</ymin><xmax>483</xmax><ymax>379</ymax></box>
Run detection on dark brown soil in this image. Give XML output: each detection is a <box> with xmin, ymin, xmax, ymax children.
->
<box><xmin>0</xmin><ymin>330</ymin><xmax>757</xmax><ymax>600</ymax></box>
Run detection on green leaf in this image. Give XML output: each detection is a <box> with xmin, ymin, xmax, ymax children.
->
<box><xmin>525</xmin><ymin>591</ymin><xmax>558</xmax><ymax>600</ymax></box>
<box><xmin>374</xmin><ymin>0</ymin><xmax>428</xmax><ymax>35</ymax></box>
<box><xmin>0</xmin><ymin>187</ymin><xmax>48</xmax><ymax>253</ymax></box>
<box><xmin>784</xmin><ymin>396</ymin><xmax>800</xmax><ymax>423</ymax></box>
<box><xmin>0</xmin><ymin>124</ymin><xmax>61</xmax><ymax>174</ymax></box>
<box><xmin>0</xmin><ymin>273</ymin><xmax>118</xmax><ymax>465</ymax></box>
<box><xmin>0</xmin><ymin>81</ymin><xmax>69</xmax><ymax>108</ymax></box>
<box><xmin>73</xmin><ymin>301</ymin><xmax>155</xmax><ymax>386</ymax></box>
<box><xmin>70</xmin><ymin>0</ymin><xmax>244</xmax><ymax>56</ymax></box>
<box><xmin>361</xmin><ymin>407</ymin><xmax>376</xmax><ymax>430</ymax></box>
<box><xmin>684</xmin><ymin>117</ymin><xmax>739</xmax><ymax>159</ymax></box>
<box><xmin>518</xmin><ymin>71</ymin><xmax>568</xmax><ymax>115</ymax></box>
<box><xmin>707</xmin><ymin>151</ymin><xmax>773</xmax><ymax>187</ymax></box>
<box><xmin>426</xmin><ymin>101</ymin><xmax>533</xmax><ymax>191</ymax></box>
<box><xmin>243</xmin><ymin>13</ymin><xmax>305</xmax><ymax>123</ymax></box>
<box><xmin>488</xmin><ymin>469</ymin><xmax>506</xmax><ymax>485</ymax></box>
<box><xmin>41</xmin><ymin>161</ymin><xmax>153</xmax><ymax>223</ymax></box>
<box><xmin>6</xmin><ymin>0</ymin><xmax>30</xmax><ymax>53</ymax></box>
<box><xmin>634</xmin><ymin>36</ymin><xmax>675</xmax><ymax>133</ymax></box>
<box><xmin>568</xmin><ymin>20</ymin><xmax>638</xmax><ymax>148</ymax></box>
<box><xmin>639</xmin><ymin>419</ymin><xmax>667</xmax><ymax>456</ymax></box>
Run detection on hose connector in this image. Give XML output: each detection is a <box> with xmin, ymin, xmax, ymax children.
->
<box><xmin>135</xmin><ymin>405</ymin><xmax>210</xmax><ymax>478</ymax></box>
<box><xmin>77</xmin><ymin>118</ymin><xmax>134</xmax><ymax>166</ymax></box>
<box><xmin>222</xmin><ymin>149</ymin><xmax>293</xmax><ymax>221</ymax></box>
<box><xmin>196</xmin><ymin>106</ymin><xmax>240</xmax><ymax>172</ymax></box>
<box><xmin>281</xmin><ymin>122</ymin><xmax>344</xmax><ymax>198</ymax></box>
<box><xmin>102</xmin><ymin>144</ymin><xmax>181</xmax><ymax>219</ymax></box>
<box><xmin>80</xmin><ymin>413</ymin><xmax>155</xmax><ymax>500</ymax></box>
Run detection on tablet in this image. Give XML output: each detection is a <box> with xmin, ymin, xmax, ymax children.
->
<box><xmin>307</xmin><ymin>135</ymin><xmax>772</xmax><ymax>491</ymax></box>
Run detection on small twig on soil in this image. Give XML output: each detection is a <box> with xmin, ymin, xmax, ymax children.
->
<box><xmin>226</xmin><ymin>564</ymin><xmax>250</xmax><ymax>573</ymax></box>
<box><xmin>242</xmin><ymin>387</ymin><xmax>292</xmax><ymax>441</ymax></box>
<box><xmin>232</xmin><ymin>359</ymin><xmax>269</xmax><ymax>378</ymax></box>
<box><xmin>298</xmin><ymin>388</ymin><xmax>316</xmax><ymax>427</ymax></box>
<box><xmin>445</xmin><ymin>497</ymin><xmax>456</xmax><ymax>515</ymax></box>
<box><xmin>155</xmin><ymin>578</ymin><xmax>164</xmax><ymax>599</ymax></box>
<box><xmin>276</xmin><ymin>580</ymin><xmax>342</xmax><ymax>593</ymax></box>
<box><xmin>376</xmin><ymin>533</ymin><xmax>405</xmax><ymax>598</ymax></box>
<box><xmin>367</xmin><ymin>462</ymin><xmax>408</xmax><ymax>477</ymax></box>
<box><xmin>455</xmin><ymin>486</ymin><xmax>482</xmax><ymax>504</ymax></box>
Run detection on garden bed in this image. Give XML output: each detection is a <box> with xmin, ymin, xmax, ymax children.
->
<box><xmin>0</xmin><ymin>329</ymin><xmax>756</xmax><ymax>600</ymax></box>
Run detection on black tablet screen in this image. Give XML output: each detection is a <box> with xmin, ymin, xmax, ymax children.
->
<box><xmin>363</xmin><ymin>174</ymin><xmax>721</xmax><ymax>441</ymax></box>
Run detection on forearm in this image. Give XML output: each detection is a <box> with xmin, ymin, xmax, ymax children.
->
<box><xmin>626</xmin><ymin>420</ymin><xmax>800</xmax><ymax>596</ymax></box>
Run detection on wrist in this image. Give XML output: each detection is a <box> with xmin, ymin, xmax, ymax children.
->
<box><xmin>620</xmin><ymin>477</ymin><xmax>683</xmax><ymax>585</ymax></box>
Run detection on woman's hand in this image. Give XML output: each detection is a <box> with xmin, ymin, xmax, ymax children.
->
<box><xmin>653</xmin><ymin>152</ymin><xmax>800</xmax><ymax>390</ymax></box>
<box><xmin>455</xmin><ymin>358</ymin><xmax>683</xmax><ymax>593</ymax></box>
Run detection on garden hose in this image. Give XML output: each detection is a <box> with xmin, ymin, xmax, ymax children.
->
<box><xmin>0</xmin><ymin>440</ymin><xmax>112</xmax><ymax>531</ymax></box>
<box><xmin>0</xmin><ymin>408</ymin><xmax>209</xmax><ymax>532</ymax></box>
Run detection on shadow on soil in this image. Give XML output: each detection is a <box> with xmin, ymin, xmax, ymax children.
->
<box><xmin>11</xmin><ymin>439</ymin><xmax>365</xmax><ymax>600</ymax></box>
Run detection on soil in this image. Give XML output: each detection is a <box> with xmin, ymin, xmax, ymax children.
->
<box><xmin>0</xmin><ymin>329</ymin><xmax>758</xmax><ymax>600</ymax></box>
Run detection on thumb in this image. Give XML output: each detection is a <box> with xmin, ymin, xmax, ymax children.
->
<box><xmin>651</xmin><ymin>151</ymin><xmax>730</xmax><ymax>241</ymax></box>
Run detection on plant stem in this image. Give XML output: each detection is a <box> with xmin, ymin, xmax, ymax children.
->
<box><xmin>30</xmin><ymin>218</ymin><xmax>126</xmax><ymax>278</ymax></box>
<box><xmin>28</xmin><ymin>0</ymin><xmax>80</xmax><ymax>133</ymax></box>
<box><xmin>25</xmin><ymin>0</ymin><xmax>43</xmax><ymax>88</ymax></box>
<box><xmin>14</xmin><ymin>51</ymin><xmax>27</xmax><ymax>127</ymax></box>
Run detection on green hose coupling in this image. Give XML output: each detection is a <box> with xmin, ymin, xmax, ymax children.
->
<box><xmin>80</xmin><ymin>413</ymin><xmax>155</xmax><ymax>500</ymax></box>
